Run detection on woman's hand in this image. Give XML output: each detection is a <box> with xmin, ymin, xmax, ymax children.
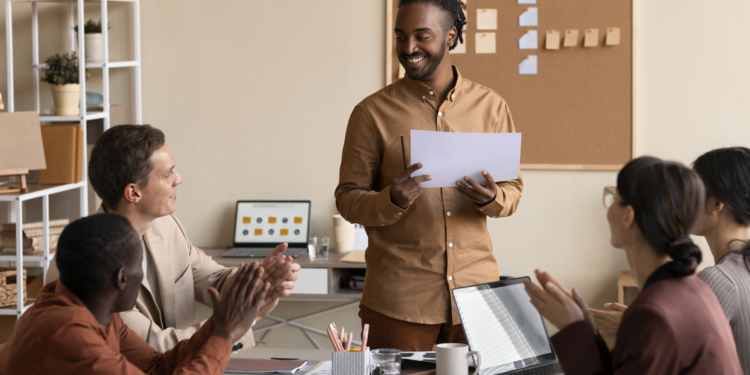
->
<box><xmin>590</xmin><ymin>303</ymin><xmax>627</xmax><ymax>338</ymax></box>
<box><xmin>523</xmin><ymin>270</ymin><xmax>593</xmax><ymax>331</ymax></box>
<box><xmin>209</xmin><ymin>263</ymin><xmax>270</xmax><ymax>343</ymax></box>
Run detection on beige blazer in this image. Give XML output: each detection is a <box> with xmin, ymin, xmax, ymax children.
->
<box><xmin>97</xmin><ymin>207</ymin><xmax>255</xmax><ymax>352</ymax></box>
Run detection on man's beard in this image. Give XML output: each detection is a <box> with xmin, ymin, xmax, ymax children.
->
<box><xmin>403</xmin><ymin>39</ymin><xmax>447</xmax><ymax>81</ymax></box>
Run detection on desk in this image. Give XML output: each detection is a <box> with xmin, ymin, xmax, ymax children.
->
<box><xmin>229</xmin><ymin>347</ymin><xmax>436</xmax><ymax>374</ymax></box>
<box><xmin>204</xmin><ymin>249</ymin><xmax>366</xmax><ymax>348</ymax></box>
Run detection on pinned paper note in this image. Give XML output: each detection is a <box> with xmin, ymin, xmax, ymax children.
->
<box><xmin>545</xmin><ymin>30</ymin><xmax>560</xmax><ymax>50</ymax></box>
<box><xmin>476</xmin><ymin>33</ymin><xmax>496</xmax><ymax>54</ymax></box>
<box><xmin>254</xmin><ymin>228</ymin><xmax>263</xmax><ymax>236</ymax></box>
<box><xmin>606</xmin><ymin>27</ymin><xmax>621</xmax><ymax>45</ymax></box>
<box><xmin>519</xmin><ymin>7</ymin><xmax>538</xmax><ymax>27</ymax></box>
<box><xmin>518</xmin><ymin>0</ymin><xmax>536</xmax><ymax>3</ymax></box>
<box><xmin>398</xmin><ymin>64</ymin><xmax>405</xmax><ymax>78</ymax></box>
<box><xmin>280</xmin><ymin>229</ymin><xmax>289</xmax><ymax>236</ymax></box>
<box><xmin>450</xmin><ymin>39</ymin><xmax>466</xmax><ymax>54</ymax></box>
<box><xmin>563</xmin><ymin>30</ymin><xmax>578</xmax><ymax>47</ymax></box>
<box><xmin>518</xmin><ymin>30</ymin><xmax>538</xmax><ymax>50</ymax></box>
<box><xmin>584</xmin><ymin>28</ymin><xmax>599</xmax><ymax>47</ymax></box>
<box><xmin>476</xmin><ymin>9</ymin><xmax>497</xmax><ymax>30</ymax></box>
<box><xmin>268</xmin><ymin>217</ymin><xmax>277</xmax><ymax>224</ymax></box>
<box><xmin>294</xmin><ymin>217</ymin><xmax>303</xmax><ymax>224</ymax></box>
<box><xmin>242</xmin><ymin>216</ymin><xmax>252</xmax><ymax>224</ymax></box>
<box><xmin>519</xmin><ymin>55</ymin><xmax>537</xmax><ymax>75</ymax></box>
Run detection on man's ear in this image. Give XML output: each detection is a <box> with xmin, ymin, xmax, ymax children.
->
<box><xmin>116</xmin><ymin>268</ymin><xmax>128</xmax><ymax>291</ymax></box>
<box><xmin>122</xmin><ymin>183</ymin><xmax>142</xmax><ymax>204</ymax></box>
<box><xmin>446</xmin><ymin>26</ymin><xmax>457</xmax><ymax>49</ymax></box>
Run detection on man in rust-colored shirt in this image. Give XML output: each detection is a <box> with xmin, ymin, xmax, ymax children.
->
<box><xmin>335</xmin><ymin>0</ymin><xmax>523</xmax><ymax>350</ymax></box>
<box><xmin>0</xmin><ymin>214</ymin><xmax>270</xmax><ymax>375</ymax></box>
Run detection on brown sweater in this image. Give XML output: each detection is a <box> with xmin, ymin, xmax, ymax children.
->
<box><xmin>0</xmin><ymin>281</ymin><xmax>232</xmax><ymax>375</ymax></box>
<box><xmin>551</xmin><ymin>264</ymin><xmax>742</xmax><ymax>375</ymax></box>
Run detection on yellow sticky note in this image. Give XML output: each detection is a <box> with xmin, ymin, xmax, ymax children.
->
<box><xmin>475</xmin><ymin>32</ymin><xmax>496</xmax><ymax>54</ymax></box>
<box><xmin>476</xmin><ymin>9</ymin><xmax>497</xmax><ymax>30</ymax></box>
<box><xmin>268</xmin><ymin>217</ymin><xmax>277</xmax><ymax>224</ymax></box>
<box><xmin>294</xmin><ymin>217</ymin><xmax>303</xmax><ymax>224</ymax></box>
<box><xmin>584</xmin><ymin>28</ymin><xmax>599</xmax><ymax>47</ymax></box>
<box><xmin>563</xmin><ymin>30</ymin><xmax>578</xmax><ymax>47</ymax></box>
<box><xmin>606</xmin><ymin>27</ymin><xmax>620</xmax><ymax>46</ymax></box>
<box><xmin>280</xmin><ymin>229</ymin><xmax>289</xmax><ymax>236</ymax></box>
<box><xmin>545</xmin><ymin>30</ymin><xmax>560</xmax><ymax>50</ymax></box>
<box><xmin>242</xmin><ymin>217</ymin><xmax>252</xmax><ymax>224</ymax></box>
<box><xmin>254</xmin><ymin>228</ymin><xmax>263</xmax><ymax>236</ymax></box>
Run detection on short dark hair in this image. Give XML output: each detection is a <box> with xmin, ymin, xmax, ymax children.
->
<box><xmin>617</xmin><ymin>156</ymin><xmax>706</xmax><ymax>276</ymax></box>
<box><xmin>398</xmin><ymin>0</ymin><xmax>467</xmax><ymax>50</ymax></box>
<box><xmin>693</xmin><ymin>147</ymin><xmax>750</xmax><ymax>270</ymax></box>
<box><xmin>56</xmin><ymin>214</ymin><xmax>141</xmax><ymax>302</ymax></box>
<box><xmin>89</xmin><ymin>125</ymin><xmax>166</xmax><ymax>210</ymax></box>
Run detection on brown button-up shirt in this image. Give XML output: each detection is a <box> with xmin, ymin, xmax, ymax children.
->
<box><xmin>335</xmin><ymin>67</ymin><xmax>523</xmax><ymax>325</ymax></box>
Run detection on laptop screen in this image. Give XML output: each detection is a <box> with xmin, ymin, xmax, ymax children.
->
<box><xmin>453</xmin><ymin>278</ymin><xmax>556</xmax><ymax>375</ymax></box>
<box><xmin>233</xmin><ymin>201</ymin><xmax>311</xmax><ymax>247</ymax></box>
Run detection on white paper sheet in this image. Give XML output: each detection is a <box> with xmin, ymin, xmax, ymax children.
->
<box><xmin>518</xmin><ymin>7</ymin><xmax>538</xmax><ymax>27</ymax></box>
<box><xmin>519</xmin><ymin>55</ymin><xmax>537</xmax><ymax>75</ymax></box>
<box><xmin>475</xmin><ymin>32</ymin><xmax>496</xmax><ymax>54</ymax></box>
<box><xmin>450</xmin><ymin>39</ymin><xmax>466</xmax><ymax>54</ymax></box>
<box><xmin>518</xmin><ymin>30</ymin><xmax>538</xmax><ymax>49</ymax></box>
<box><xmin>410</xmin><ymin>130</ymin><xmax>521</xmax><ymax>189</ymax></box>
<box><xmin>306</xmin><ymin>361</ymin><xmax>332</xmax><ymax>375</ymax></box>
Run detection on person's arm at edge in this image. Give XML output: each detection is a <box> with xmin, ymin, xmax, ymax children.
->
<box><xmin>477</xmin><ymin>101</ymin><xmax>523</xmax><ymax>218</ymax></box>
<box><xmin>334</xmin><ymin>105</ymin><xmax>406</xmax><ymax>226</ymax></box>
<box><xmin>697</xmin><ymin>267</ymin><xmax>738</xmax><ymax>322</ymax></box>
<box><xmin>119</xmin><ymin>307</ymin><xmax>201</xmax><ymax>353</ymax></box>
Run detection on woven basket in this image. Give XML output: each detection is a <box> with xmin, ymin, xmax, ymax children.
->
<box><xmin>0</xmin><ymin>268</ymin><xmax>27</xmax><ymax>308</ymax></box>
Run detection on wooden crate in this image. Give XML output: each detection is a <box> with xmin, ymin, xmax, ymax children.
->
<box><xmin>0</xmin><ymin>268</ymin><xmax>27</xmax><ymax>308</ymax></box>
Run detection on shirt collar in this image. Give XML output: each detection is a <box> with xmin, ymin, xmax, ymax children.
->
<box><xmin>403</xmin><ymin>65</ymin><xmax>464</xmax><ymax>103</ymax></box>
<box><xmin>642</xmin><ymin>262</ymin><xmax>678</xmax><ymax>290</ymax></box>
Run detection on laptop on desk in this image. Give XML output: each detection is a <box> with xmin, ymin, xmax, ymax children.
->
<box><xmin>453</xmin><ymin>277</ymin><xmax>564</xmax><ymax>375</ymax></box>
<box><xmin>221</xmin><ymin>200</ymin><xmax>311</xmax><ymax>259</ymax></box>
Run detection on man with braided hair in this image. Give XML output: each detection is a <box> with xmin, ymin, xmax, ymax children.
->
<box><xmin>335</xmin><ymin>0</ymin><xmax>523</xmax><ymax>350</ymax></box>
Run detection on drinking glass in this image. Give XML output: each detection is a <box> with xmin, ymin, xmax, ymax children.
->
<box><xmin>371</xmin><ymin>348</ymin><xmax>401</xmax><ymax>375</ymax></box>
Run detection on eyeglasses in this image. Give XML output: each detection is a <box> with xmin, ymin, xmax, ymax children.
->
<box><xmin>603</xmin><ymin>186</ymin><xmax>621</xmax><ymax>209</ymax></box>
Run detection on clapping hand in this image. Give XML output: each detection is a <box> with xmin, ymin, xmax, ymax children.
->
<box><xmin>522</xmin><ymin>269</ymin><xmax>595</xmax><ymax>332</ymax></box>
<box><xmin>210</xmin><ymin>263</ymin><xmax>269</xmax><ymax>343</ymax></box>
<box><xmin>590</xmin><ymin>303</ymin><xmax>627</xmax><ymax>338</ymax></box>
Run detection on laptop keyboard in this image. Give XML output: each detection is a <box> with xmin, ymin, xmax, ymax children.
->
<box><xmin>223</xmin><ymin>248</ymin><xmax>307</xmax><ymax>258</ymax></box>
<box><xmin>505</xmin><ymin>361</ymin><xmax>563</xmax><ymax>375</ymax></box>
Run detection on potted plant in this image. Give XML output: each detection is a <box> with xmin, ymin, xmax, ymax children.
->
<box><xmin>40</xmin><ymin>52</ymin><xmax>89</xmax><ymax>116</ymax></box>
<box><xmin>73</xmin><ymin>19</ymin><xmax>110</xmax><ymax>63</ymax></box>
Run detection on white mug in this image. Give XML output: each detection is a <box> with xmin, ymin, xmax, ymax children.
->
<box><xmin>436</xmin><ymin>343</ymin><xmax>480</xmax><ymax>375</ymax></box>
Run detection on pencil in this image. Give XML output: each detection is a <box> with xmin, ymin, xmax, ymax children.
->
<box><xmin>361</xmin><ymin>323</ymin><xmax>370</xmax><ymax>350</ymax></box>
<box><xmin>400</xmin><ymin>135</ymin><xmax>407</xmax><ymax>170</ymax></box>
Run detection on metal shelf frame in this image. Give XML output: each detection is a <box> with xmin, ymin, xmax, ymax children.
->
<box><xmin>2</xmin><ymin>0</ymin><xmax>142</xmax><ymax>318</ymax></box>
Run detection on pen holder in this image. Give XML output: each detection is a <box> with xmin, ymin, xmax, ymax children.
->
<box><xmin>332</xmin><ymin>348</ymin><xmax>371</xmax><ymax>375</ymax></box>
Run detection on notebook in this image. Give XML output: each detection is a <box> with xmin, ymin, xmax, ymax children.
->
<box><xmin>453</xmin><ymin>277</ymin><xmax>564</xmax><ymax>375</ymax></box>
<box><xmin>224</xmin><ymin>358</ymin><xmax>307</xmax><ymax>374</ymax></box>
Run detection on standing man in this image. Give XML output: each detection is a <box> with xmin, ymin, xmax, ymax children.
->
<box><xmin>335</xmin><ymin>0</ymin><xmax>523</xmax><ymax>351</ymax></box>
<box><xmin>82</xmin><ymin>124</ymin><xmax>300</xmax><ymax>352</ymax></box>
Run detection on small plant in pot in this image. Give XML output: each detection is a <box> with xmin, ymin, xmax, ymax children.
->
<box><xmin>40</xmin><ymin>52</ymin><xmax>90</xmax><ymax>116</ymax></box>
<box><xmin>73</xmin><ymin>19</ymin><xmax>111</xmax><ymax>63</ymax></box>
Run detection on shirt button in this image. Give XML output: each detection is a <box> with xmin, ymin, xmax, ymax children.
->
<box><xmin>447</xmin><ymin>211</ymin><xmax>451</xmax><ymax>216</ymax></box>
<box><xmin>422</xmin><ymin>95</ymin><xmax>426</xmax><ymax>100</ymax></box>
<box><xmin>398</xmin><ymin>212</ymin><xmax>403</xmax><ymax>216</ymax></box>
<box><xmin>479</xmin><ymin>209</ymin><xmax>484</xmax><ymax>212</ymax></box>
<box><xmin>448</xmin><ymin>276</ymin><xmax>453</xmax><ymax>281</ymax></box>
<box><xmin>381</xmin><ymin>223</ymin><xmax>385</xmax><ymax>226</ymax></box>
<box><xmin>449</xmin><ymin>243</ymin><xmax>453</xmax><ymax>248</ymax></box>
<box><xmin>438</xmin><ymin>112</ymin><xmax>443</xmax><ymax>116</ymax></box>
<box><xmin>429</xmin><ymin>90</ymin><xmax>434</xmax><ymax>95</ymax></box>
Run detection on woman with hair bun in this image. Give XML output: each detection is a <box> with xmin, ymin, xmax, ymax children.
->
<box><xmin>523</xmin><ymin>156</ymin><xmax>741</xmax><ymax>374</ymax></box>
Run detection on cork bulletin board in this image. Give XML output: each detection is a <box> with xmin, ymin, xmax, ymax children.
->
<box><xmin>386</xmin><ymin>0</ymin><xmax>635</xmax><ymax>170</ymax></box>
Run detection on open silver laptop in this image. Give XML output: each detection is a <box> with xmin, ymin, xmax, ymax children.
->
<box><xmin>453</xmin><ymin>277</ymin><xmax>564</xmax><ymax>375</ymax></box>
<box><xmin>221</xmin><ymin>200</ymin><xmax>310</xmax><ymax>258</ymax></box>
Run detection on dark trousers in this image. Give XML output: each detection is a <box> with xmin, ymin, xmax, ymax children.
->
<box><xmin>359</xmin><ymin>305</ymin><xmax>467</xmax><ymax>351</ymax></box>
